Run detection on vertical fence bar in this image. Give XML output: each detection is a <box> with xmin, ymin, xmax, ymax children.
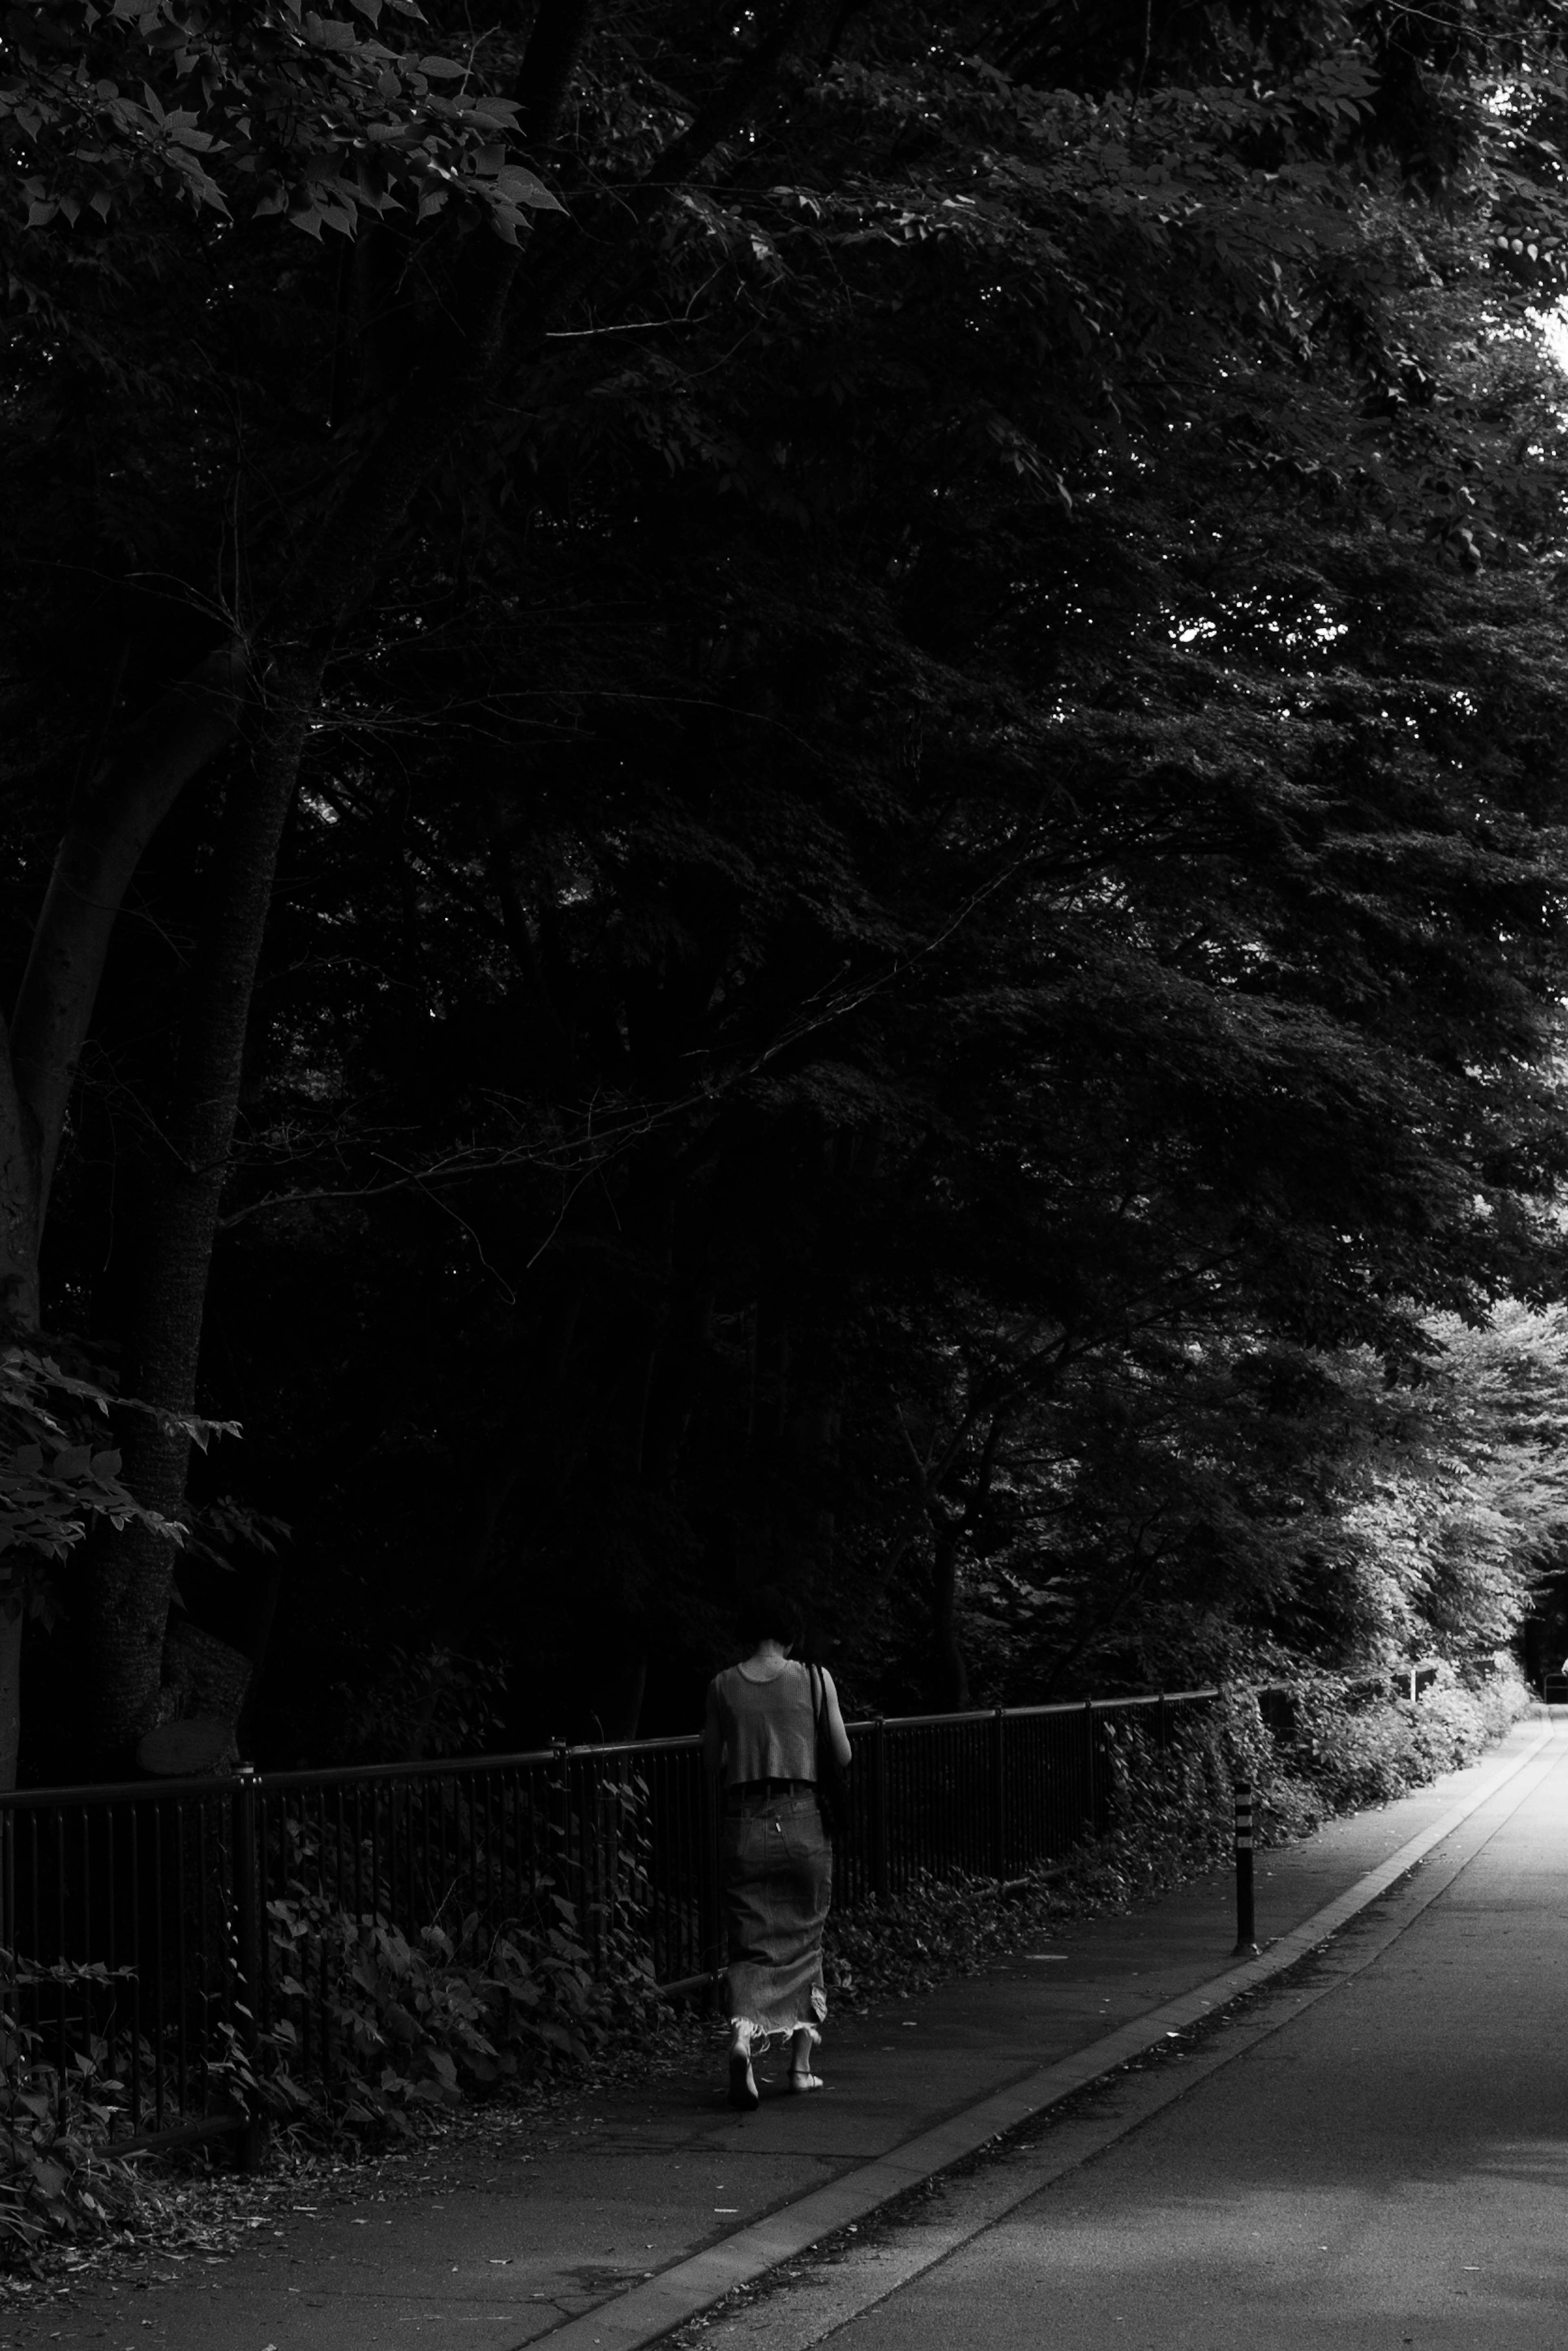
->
<box><xmin>3</xmin><ymin>1811</ymin><xmax>17</xmax><ymax>2187</ymax></box>
<box><xmin>0</xmin><ymin>1808</ymin><xmax>13</xmax><ymax>2167</ymax></box>
<box><xmin>550</xmin><ymin>1743</ymin><xmax>567</xmax><ymax>1951</ymax></box>
<box><xmin>256</xmin><ymin>1791</ymin><xmax>273</xmax><ymax>2060</ymax></box>
<box><xmin>146</xmin><ymin>1796</ymin><xmax>162</xmax><ymax>2135</ymax></box>
<box><xmin>192</xmin><ymin>1803</ymin><xmax>209</xmax><ymax>2117</ymax></box>
<box><xmin>51</xmin><ymin>1808</ymin><xmax>66</xmax><ymax>2091</ymax></box>
<box><xmin>990</xmin><ymin>1709</ymin><xmax>1007</xmax><ymax>1881</ymax></box>
<box><xmin>699</xmin><ymin>1767</ymin><xmax>721</xmax><ymax>1999</ymax></box>
<box><xmin>25</xmin><ymin>1821</ymin><xmax>38</xmax><ymax>2069</ymax></box>
<box><xmin>870</xmin><ymin>1721</ymin><xmax>889</xmax><ymax>1902</ymax></box>
<box><xmin>232</xmin><ymin>1765</ymin><xmax>267</xmax><ymax>2170</ymax></box>
<box><xmin>172</xmin><ymin>1803</ymin><xmax>188</xmax><ymax>2124</ymax></box>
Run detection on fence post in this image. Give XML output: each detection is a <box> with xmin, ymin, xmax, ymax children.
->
<box><xmin>552</xmin><ymin>1741</ymin><xmax>573</xmax><ymax>1927</ymax></box>
<box><xmin>699</xmin><ymin>1769</ymin><xmax>722</xmax><ymax>2010</ymax></box>
<box><xmin>871</xmin><ymin>1721</ymin><xmax>890</xmax><ymax>1902</ymax></box>
<box><xmin>991</xmin><ymin>1709</ymin><xmax>1007</xmax><ymax>1880</ymax></box>
<box><xmin>232</xmin><ymin>1765</ymin><xmax>268</xmax><ymax>2171</ymax></box>
<box><xmin>1083</xmin><ymin>1699</ymin><xmax>1098</xmax><ymax>1835</ymax></box>
<box><xmin>550</xmin><ymin>1740</ymin><xmax>584</xmax><ymax>1975</ymax></box>
<box><xmin>1232</xmin><ymin>1778</ymin><xmax>1257</xmax><ymax>1957</ymax></box>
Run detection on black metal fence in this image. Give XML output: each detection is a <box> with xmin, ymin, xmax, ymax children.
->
<box><xmin>0</xmin><ymin>1686</ymin><xmax>1230</xmax><ymax>2159</ymax></box>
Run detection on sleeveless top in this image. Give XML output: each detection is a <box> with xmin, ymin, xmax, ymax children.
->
<box><xmin>709</xmin><ymin>1660</ymin><xmax>817</xmax><ymax>1786</ymax></box>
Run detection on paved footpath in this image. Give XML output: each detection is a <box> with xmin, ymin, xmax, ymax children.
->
<box><xmin>701</xmin><ymin>1706</ymin><xmax>1568</xmax><ymax>2351</ymax></box>
<box><xmin>18</xmin><ymin>1714</ymin><xmax>1555</xmax><ymax>2351</ymax></box>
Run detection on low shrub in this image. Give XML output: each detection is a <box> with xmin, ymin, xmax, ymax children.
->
<box><xmin>0</xmin><ymin>1959</ymin><xmax>170</xmax><ymax>2260</ymax></box>
<box><xmin>825</xmin><ymin>1870</ymin><xmax>1072</xmax><ymax>2007</ymax></box>
<box><xmin>258</xmin><ymin>1794</ymin><xmax>664</xmax><ymax>2140</ymax></box>
<box><xmin>262</xmin><ymin>1895</ymin><xmax>611</xmax><ymax>2133</ymax></box>
<box><xmin>822</xmin><ymin>1660</ymin><xmax>1536</xmax><ymax>2016</ymax></box>
<box><xmin>1281</xmin><ymin>1661</ymin><xmax>1533</xmax><ymax>1813</ymax></box>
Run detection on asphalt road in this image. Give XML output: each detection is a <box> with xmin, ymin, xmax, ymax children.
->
<box><xmin>700</xmin><ymin>1727</ymin><xmax>1568</xmax><ymax>2351</ymax></box>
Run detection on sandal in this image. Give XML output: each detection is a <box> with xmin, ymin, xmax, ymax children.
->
<box><xmin>728</xmin><ymin>2037</ymin><xmax>760</xmax><ymax>2112</ymax></box>
<box><xmin>787</xmin><ymin>2023</ymin><xmax>822</xmax><ymax>2091</ymax></box>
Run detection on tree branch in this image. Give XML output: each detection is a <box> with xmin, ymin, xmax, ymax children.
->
<box><xmin>507</xmin><ymin>0</ymin><xmax>816</xmax><ymax>354</ymax></box>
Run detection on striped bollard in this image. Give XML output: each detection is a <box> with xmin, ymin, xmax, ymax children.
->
<box><xmin>1233</xmin><ymin>1779</ymin><xmax>1258</xmax><ymax>1957</ymax></box>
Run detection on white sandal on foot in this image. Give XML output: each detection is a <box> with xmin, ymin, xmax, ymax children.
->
<box><xmin>788</xmin><ymin>2026</ymin><xmax>823</xmax><ymax>2091</ymax></box>
<box><xmin>728</xmin><ymin>2024</ymin><xmax>760</xmax><ymax>2111</ymax></box>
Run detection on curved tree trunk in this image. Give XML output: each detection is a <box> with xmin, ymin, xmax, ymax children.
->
<box><xmin>77</xmin><ymin>663</ymin><xmax>318</xmax><ymax>1765</ymax></box>
<box><xmin>0</xmin><ymin>1611</ymin><xmax>23</xmax><ymax>1793</ymax></box>
<box><xmin>10</xmin><ymin>647</ymin><xmax>248</xmax><ymax>1225</ymax></box>
<box><xmin>0</xmin><ymin>1030</ymin><xmax>40</xmax><ymax>1339</ymax></box>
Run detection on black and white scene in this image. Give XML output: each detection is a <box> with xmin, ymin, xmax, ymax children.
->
<box><xmin>3</xmin><ymin>2</ymin><xmax>1568</xmax><ymax>2344</ymax></box>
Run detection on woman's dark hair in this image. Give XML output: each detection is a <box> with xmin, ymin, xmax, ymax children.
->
<box><xmin>736</xmin><ymin>1582</ymin><xmax>803</xmax><ymax>1650</ymax></box>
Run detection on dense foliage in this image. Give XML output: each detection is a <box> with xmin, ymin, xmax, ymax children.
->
<box><xmin>5</xmin><ymin>0</ymin><xmax>1568</xmax><ymax>1773</ymax></box>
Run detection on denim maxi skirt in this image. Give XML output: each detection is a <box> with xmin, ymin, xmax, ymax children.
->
<box><xmin>720</xmin><ymin>1789</ymin><xmax>832</xmax><ymax>2040</ymax></box>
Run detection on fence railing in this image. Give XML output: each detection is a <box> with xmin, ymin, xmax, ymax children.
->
<box><xmin>0</xmin><ymin>1685</ymin><xmax>1243</xmax><ymax>2159</ymax></box>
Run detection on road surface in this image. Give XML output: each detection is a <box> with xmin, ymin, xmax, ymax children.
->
<box><xmin>689</xmin><ymin>1723</ymin><xmax>1568</xmax><ymax>2351</ymax></box>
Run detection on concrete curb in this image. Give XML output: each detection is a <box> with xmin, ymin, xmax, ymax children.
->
<box><xmin>531</xmin><ymin>1718</ymin><xmax>1556</xmax><ymax>2351</ymax></box>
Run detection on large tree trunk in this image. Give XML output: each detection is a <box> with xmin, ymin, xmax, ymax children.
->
<box><xmin>1</xmin><ymin>648</ymin><xmax>245</xmax><ymax>1339</ymax></box>
<box><xmin>0</xmin><ymin>1084</ymin><xmax>34</xmax><ymax>1781</ymax></box>
<box><xmin>77</xmin><ymin>660</ymin><xmax>318</xmax><ymax>1764</ymax></box>
<box><xmin>0</xmin><ymin>1030</ymin><xmax>40</xmax><ymax>1339</ymax></box>
<box><xmin>9</xmin><ymin>649</ymin><xmax>248</xmax><ymax>1227</ymax></box>
<box><xmin>0</xmin><ymin>1612</ymin><xmax>22</xmax><ymax>1792</ymax></box>
<box><xmin>70</xmin><ymin>176</ymin><xmax>539</xmax><ymax>1768</ymax></box>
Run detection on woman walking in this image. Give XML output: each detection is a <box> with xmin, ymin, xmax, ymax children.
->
<box><xmin>703</xmin><ymin>1584</ymin><xmax>853</xmax><ymax>2111</ymax></box>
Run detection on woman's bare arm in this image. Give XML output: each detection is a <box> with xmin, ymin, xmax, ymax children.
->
<box><xmin>820</xmin><ymin>1668</ymin><xmax>853</xmax><ymax>1767</ymax></box>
